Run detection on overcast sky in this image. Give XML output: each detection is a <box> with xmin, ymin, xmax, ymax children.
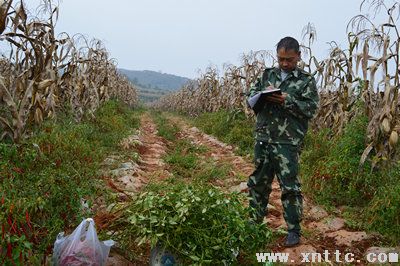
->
<box><xmin>26</xmin><ymin>0</ymin><xmax>392</xmax><ymax>78</ymax></box>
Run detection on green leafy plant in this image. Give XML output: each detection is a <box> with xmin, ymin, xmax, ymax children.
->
<box><xmin>114</xmin><ymin>184</ymin><xmax>271</xmax><ymax>265</ymax></box>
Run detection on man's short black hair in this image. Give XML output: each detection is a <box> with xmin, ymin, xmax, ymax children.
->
<box><xmin>276</xmin><ymin>37</ymin><xmax>300</xmax><ymax>52</ymax></box>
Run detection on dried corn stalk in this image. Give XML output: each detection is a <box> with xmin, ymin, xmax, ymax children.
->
<box><xmin>0</xmin><ymin>0</ymin><xmax>138</xmax><ymax>142</ymax></box>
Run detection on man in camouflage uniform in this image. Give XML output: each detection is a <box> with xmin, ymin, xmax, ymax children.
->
<box><xmin>247</xmin><ymin>37</ymin><xmax>319</xmax><ymax>247</ymax></box>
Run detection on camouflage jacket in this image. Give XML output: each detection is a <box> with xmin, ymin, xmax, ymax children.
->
<box><xmin>247</xmin><ymin>67</ymin><xmax>319</xmax><ymax>146</ymax></box>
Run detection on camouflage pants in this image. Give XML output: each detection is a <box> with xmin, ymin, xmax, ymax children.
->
<box><xmin>247</xmin><ymin>141</ymin><xmax>303</xmax><ymax>232</ymax></box>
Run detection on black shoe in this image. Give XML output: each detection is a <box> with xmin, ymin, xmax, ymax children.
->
<box><xmin>284</xmin><ymin>231</ymin><xmax>300</xmax><ymax>247</ymax></box>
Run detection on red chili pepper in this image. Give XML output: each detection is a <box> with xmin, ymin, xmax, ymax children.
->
<box><xmin>8</xmin><ymin>218</ymin><xmax>17</xmax><ymax>234</ymax></box>
<box><xmin>6</xmin><ymin>243</ymin><xmax>12</xmax><ymax>258</ymax></box>
<box><xmin>7</xmin><ymin>216</ymin><xmax>12</xmax><ymax>226</ymax></box>
<box><xmin>25</xmin><ymin>211</ymin><xmax>32</xmax><ymax>230</ymax></box>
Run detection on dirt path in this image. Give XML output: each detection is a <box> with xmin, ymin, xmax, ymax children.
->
<box><xmin>167</xmin><ymin>114</ymin><xmax>388</xmax><ymax>265</ymax></box>
<box><xmin>102</xmin><ymin>112</ymin><xmax>170</xmax><ymax>265</ymax></box>
<box><xmin>104</xmin><ymin>113</ymin><xmax>170</xmax><ymax>194</ymax></box>
<box><xmin>134</xmin><ymin>113</ymin><xmax>171</xmax><ymax>181</ymax></box>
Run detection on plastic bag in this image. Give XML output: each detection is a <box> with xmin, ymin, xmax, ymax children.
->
<box><xmin>52</xmin><ymin>218</ymin><xmax>114</xmax><ymax>266</ymax></box>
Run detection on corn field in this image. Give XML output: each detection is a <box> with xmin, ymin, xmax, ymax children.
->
<box><xmin>154</xmin><ymin>0</ymin><xmax>400</xmax><ymax>167</ymax></box>
<box><xmin>0</xmin><ymin>0</ymin><xmax>138</xmax><ymax>143</ymax></box>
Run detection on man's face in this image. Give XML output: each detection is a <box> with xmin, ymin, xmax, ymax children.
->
<box><xmin>277</xmin><ymin>48</ymin><xmax>300</xmax><ymax>72</ymax></box>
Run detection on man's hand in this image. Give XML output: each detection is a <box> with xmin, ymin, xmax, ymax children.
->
<box><xmin>265</xmin><ymin>92</ymin><xmax>288</xmax><ymax>105</ymax></box>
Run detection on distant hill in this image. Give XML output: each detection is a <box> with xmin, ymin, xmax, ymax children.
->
<box><xmin>132</xmin><ymin>83</ymin><xmax>172</xmax><ymax>103</ymax></box>
<box><xmin>118</xmin><ymin>69</ymin><xmax>191</xmax><ymax>103</ymax></box>
<box><xmin>118</xmin><ymin>69</ymin><xmax>190</xmax><ymax>91</ymax></box>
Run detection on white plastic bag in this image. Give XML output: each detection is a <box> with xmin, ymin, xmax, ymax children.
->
<box><xmin>52</xmin><ymin>218</ymin><xmax>114</xmax><ymax>266</ymax></box>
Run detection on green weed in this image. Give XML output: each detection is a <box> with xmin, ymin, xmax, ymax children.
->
<box><xmin>301</xmin><ymin>114</ymin><xmax>400</xmax><ymax>241</ymax></box>
<box><xmin>0</xmin><ymin>100</ymin><xmax>140</xmax><ymax>264</ymax></box>
<box><xmin>115</xmin><ymin>183</ymin><xmax>271</xmax><ymax>265</ymax></box>
<box><xmin>192</xmin><ymin>110</ymin><xmax>255</xmax><ymax>157</ymax></box>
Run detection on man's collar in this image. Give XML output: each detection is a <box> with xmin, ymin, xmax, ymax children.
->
<box><xmin>274</xmin><ymin>67</ymin><xmax>300</xmax><ymax>78</ymax></box>
<box><xmin>292</xmin><ymin>68</ymin><xmax>300</xmax><ymax>78</ymax></box>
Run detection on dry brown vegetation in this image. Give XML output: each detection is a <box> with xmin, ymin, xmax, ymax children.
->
<box><xmin>155</xmin><ymin>0</ymin><xmax>400</xmax><ymax>166</ymax></box>
<box><xmin>0</xmin><ymin>0</ymin><xmax>138</xmax><ymax>143</ymax></box>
